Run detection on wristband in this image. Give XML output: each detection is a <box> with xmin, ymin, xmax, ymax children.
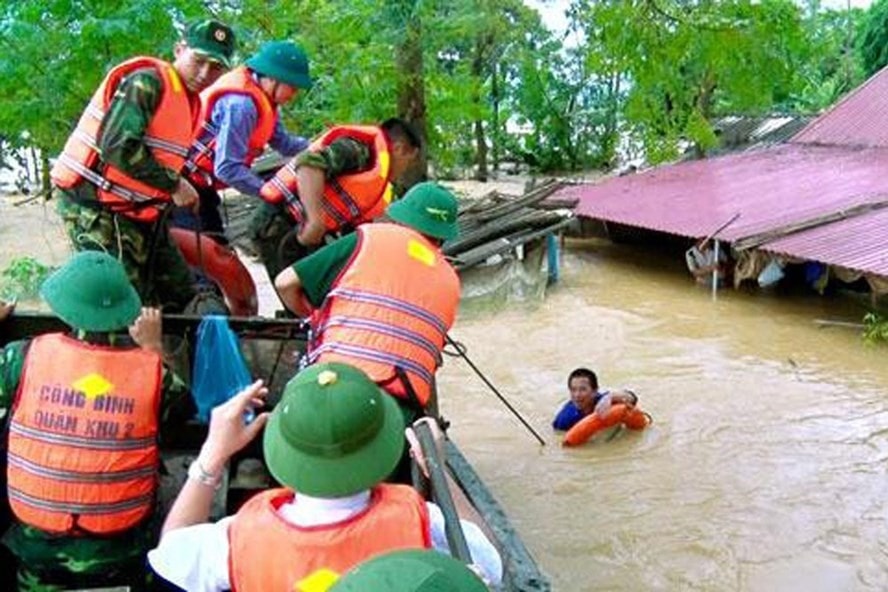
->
<box><xmin>187</xmin><ymin>459</ymin><xmax>223</xmax><ymax>490</ymax></box>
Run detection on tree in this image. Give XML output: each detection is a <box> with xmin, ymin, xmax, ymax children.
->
<box><xmin>859</xmin><ymin>0</ymin><xmax>888</xmax><ymax>77</ymax></box>
<box><xmin>570</xmin><ymin>0</ymin><xmax>810</xmax><ymax>163</ymax></box>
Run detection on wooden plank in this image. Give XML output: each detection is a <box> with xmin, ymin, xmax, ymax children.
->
<box><xmin>451</xmin><ymin>217</ymin><xmax>574</xmax><ymax>270</ymax></box>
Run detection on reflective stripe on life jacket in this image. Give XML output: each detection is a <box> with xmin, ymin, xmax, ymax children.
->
<box><xmin>7</xmin><ymin>333</ymin><xmax>162</xmax><ymax>535</ymax></box>
<box><xmin>228</xmin><ymin>485</ymin><xmax>430</xmax><ymax>592</ymax></box>
<box><xmin>50</xmin><ymin>57</ymin><xmax>194</xmax><ymax>223</ymax></box>
<box><xmin>184</xmin><ymin>67</ymin><xmax>277</xmax><ymax>188</ymax></box>
<box><xmin>307</xmin><ymin>223</ymin><xmax>460</xmax><ymax>407</ymax></box>
<box><xmin>259</xmin><ymin>125</ymin><xmax>393</xmax><ymax>231</ymax></box>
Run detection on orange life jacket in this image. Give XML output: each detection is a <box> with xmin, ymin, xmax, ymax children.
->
<box><xmin>307</xmin><ymin>224</ymin><xmax>460</xmax><ymax>407</ymax></box>
<box><xmin>184</xmin><ymin>67</ymin><xmax>278</xmax><ymax>188</ymax></box>
<box><xmin>50</xmin><ymin>56</ymin><xmax>194</xmax><ymax>223</ymax></box>
<box><xmin>7</xmin><ymin>333</ymin><xmax>162</xmax><ymax>535</ymax></box>
<box><xmin>260</xmin><ymin>125</ymin><xmax>394</xmax><ymax>231</ymax></box>
<box><xmin>228</xmin><ymin>485</ymin><xmax>430</xmax><ymax>592</ymax></box>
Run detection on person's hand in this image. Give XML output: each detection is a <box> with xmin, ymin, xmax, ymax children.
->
<box><xmin>297</xmin><ymin>219</ymin><xmax>326</xmax><ymax>246</ymax></box>
<box><xmin>129</xmin><ymin>307</ymin><xmax>163</xmax><ymax>354</ymax></box>
<box><xmin>171</xmin><ymin>178</ymin><xmax>199</xmax><ymax>208</ymax></box>
<box><xmin>405</xmin><ymin>417</ymin><xmax>446</xmax><ymax>479</ymax></box>
<box><xmin>593</xmin><ymin>393</ymin><xmax>614</xmax><ymax>419</ymax></box>
<box><xmin>0</xmin><ymin>298</ymin><xmax>16</xmax><ymax>322</ymax></box>
<box><xmin>197</xmin><ymin>380</ymin><xmax>270</xmax><ymax>474</ymax></box>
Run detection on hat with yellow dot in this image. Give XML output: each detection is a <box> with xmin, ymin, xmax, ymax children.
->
<box><xmin>263</xmin><ymin>362</ymin><xmax>404</xmax><ymax>496</ymax></box>
<box><xmin>330</xmin><ymin>550</ymin><xmax>488</xmax><ymax>592</ymax></box>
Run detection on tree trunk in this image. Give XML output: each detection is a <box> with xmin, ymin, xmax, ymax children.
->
<box><xmin>693</xmin><ymin>70</ymin><xmax>717</xmax><ymax>159</ymax></box>
<box><xmin>396</xmin><ymin>9</ymin><xmax>429</xmax><ymax>184</ymax></box>
<box><xmin>491</xmin><ymin>60</ymin><xmax>500</xmax><ymax>172</ymax></box>
<box><xmin>471</xmin><ymin>40</ymin><xmax>488</xmax><ymax>182</ymax></box>
<box><xmin>40</xmin><ymin>151</ymin><xmax>51</xmax><ymax>196</ymax></box>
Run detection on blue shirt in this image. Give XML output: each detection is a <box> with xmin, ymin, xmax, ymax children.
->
<box><xmin>552</xmin><ymin>392</ymin><xmax>606</xmax><ymax>431</ymax></box>
<box><xmin>210</xmin><ymin>94</ymin><xmax>309</xmax><ymax>197</ymax></box>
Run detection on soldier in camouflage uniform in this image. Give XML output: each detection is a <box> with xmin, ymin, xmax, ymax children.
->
<box><xmin>54</xmin><ymin>20</ymin><xmax>236</xmax><ymax>312</ymax></box>
<box><xmin>251</xmin><ymin>117</ymin><xmax>423</xmax><ymax>282</ymax></box>
<box><xmin>0</xmin><ymin>252</ymin><xmax>192</xmax><ymax>591</ymax></box>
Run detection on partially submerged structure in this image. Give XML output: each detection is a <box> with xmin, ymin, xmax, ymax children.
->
<box><xmin>556</xmin><ymin>67</ymin><xmax>888</xmax><ymax>298</ymax></box>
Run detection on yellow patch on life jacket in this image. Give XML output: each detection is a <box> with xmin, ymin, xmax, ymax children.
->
<box><xmin>167</xmin><ymin>65</ymin><xmax>183</xmax><ymax>94</ymax></box>
<box><xmin>377</xmin><ymin>150</ymin><xmax>390</xmax><ymax>178</ymax></box>
<box><xmin>382</xmin><ymin>183</ymin><xmax>393</xmax><ymax>204</ymax></box>
<box><xmin>294</xmin><ymin>568</ymin><xmax>340</xmax><ymax>592</ymax></box>
<box><xmin>407</xmin><ymin>239</ymin><xmax>436</xmax><ymax>267</ymax></box>
<box><xmin>73</xmin><ymin>373</ymin><xmax>114</xmax><ymax>400</ymax></box>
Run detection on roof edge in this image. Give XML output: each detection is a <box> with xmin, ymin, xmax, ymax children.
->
<box><xmin>790</xmin><ymin>65</ymin><xmax>888</xmax><ymax>145</ymax></box>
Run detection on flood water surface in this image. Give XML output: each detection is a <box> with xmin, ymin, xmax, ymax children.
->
<box><xmin>436</xmin><ymin>239</ymin><xmax>888</xmax><ymax>592</ymax></box>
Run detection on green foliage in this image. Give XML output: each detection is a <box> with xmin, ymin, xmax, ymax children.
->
<box><xmin>863</xmin><ymin>312</ymin><xmax>888</xmax><ymax>345</ymax></box>
<box><xmin>571</xmin><ymin>0</ymin><xmax>813</xmax><ymax>163</ymax></box>
<box><xmin>0</xmin><ymin>257</ymin><xmax>55</xmax><ymax>300</ymax></box>
<box><xmin>0</xmin><ymin>0</ymin><xmax>873</xmax><ymax>178</ymax></box>
<box><xmin>859</xmin><ymin>0</ymin><xmax>888</xmax><ymax>77</ymax></box>
<box><xmin>785</xmin><ymin>5</ymin><xmax>866</xmax><ymax>112</ymax></box>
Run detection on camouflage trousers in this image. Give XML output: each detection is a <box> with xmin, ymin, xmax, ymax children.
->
<box><xmin>56</xmin><ymin>193</ymin><xmax>196</xmax><ymax>312</ymax></box>
<box><xmin>2</xmin><ymin>523</ymin><xmax>151</xmax><ymax>592</ymax></box>
<box><xmin>248</xmin><ymin>201</ymin><xmax>315</xmax><ymax>282</ymax></box>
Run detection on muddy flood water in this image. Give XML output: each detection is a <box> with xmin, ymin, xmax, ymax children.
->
<box><xmin>437</xmin><ymin>238</ymin><xmax>888</xmax><ymax>592</ymax></box>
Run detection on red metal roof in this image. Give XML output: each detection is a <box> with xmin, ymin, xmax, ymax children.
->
<box><xmin>561</xmin><ymin>143</ymin><xmax>888</xmax><ymax>276</ymax></box>
<box><xmin>564</xmin><ymin>143</ymin><xmax>888</xmax><ymax>240</ymax></box>
<box><xmin>793</xmin><ymin>67</ymin><xmax>888</xmax><ymax>148</ymax></box>
<box><xmin>762</xmin><ymin>208</ymin><xmax>888</xmax><ymax>277</ymax></box>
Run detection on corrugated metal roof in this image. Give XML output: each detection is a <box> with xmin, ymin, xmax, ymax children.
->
<box><xmin>564</xmin><ymin>143</ymin><xmax>888</xmax><ymax>240</ymax></box>
<box><xmin>792</xmin><ymin>67</ymin><xmax>888</xmax><ymax>148</ymax></box>
<box><xmin>713</xmin><ymin>115</ymin><xmax>811</xmax><ymax>150</ymax></box>
<box><xmin>561</xmin><ymin>143</ymin><xmax>888</xmax><ymax>277</ymax></box>
<box><xmin>762</xmin><ymin>208</ymin><xmax>888</xmax><ymax>277</ymax></box>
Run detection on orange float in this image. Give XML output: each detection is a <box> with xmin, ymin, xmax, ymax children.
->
<box><xmin>169</xmin><ymin>227</ymin><xmax>258</xmax><ymax>317</ymax></box>
<box><xmin>562</xmin><ymin>403</ymin><xmax>650</xmax><ymax>447</ymax></box>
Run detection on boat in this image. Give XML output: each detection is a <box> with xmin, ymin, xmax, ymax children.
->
<box><xmin>0</xmin><ymin>311</ymin><xmax>550</xmax><ymax>591</ymax></box>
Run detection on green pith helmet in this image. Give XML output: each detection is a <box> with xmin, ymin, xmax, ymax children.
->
<box><xmin>386</xmin><ymin>182</ymin><xmax>459</xmax><ymax>241</ymax></box>
<box><xmin>263</xmin><ymin>362</ymin><xmax>404</xmax><ymax>497</ymax></box>
<box><xmin>330</xmin><ymin>549</ymin><xmax>488</xmax><ymax>592</ymax></box>
<box><xmin>245</xmin><ymin>41</ymin><xmax>312</xmax><ymax>89</ymax></box>
<box><xmin>40</xmin><ymin>251</ymin><xmax>141</xmax><ymax>332</ymax></box>
<box><xmin>184</xmin><ymin>19</ymin><xmax>236</xmax><ymax>67</ymax></box>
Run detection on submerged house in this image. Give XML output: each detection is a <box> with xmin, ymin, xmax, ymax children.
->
<box><xmin>556</xmin><ymin>67</ymin><xmax>888</xmax><ymax>299</ymax></box>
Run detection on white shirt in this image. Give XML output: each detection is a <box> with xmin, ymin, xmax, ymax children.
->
<box><xmin>148</xmin><ymin>489</ymin><xmax>503</xmax><ymax>591</ymax></box>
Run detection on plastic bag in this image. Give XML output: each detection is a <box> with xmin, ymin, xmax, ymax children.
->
<box><xmin>757</xmin><ymin>259</ymin><xmax>785</xmax><ymax>288</ymax></box>
<box><xmin>192</xmin><ymin>315</ymin><xmax>252</xmax><ymax>423</ymax></box>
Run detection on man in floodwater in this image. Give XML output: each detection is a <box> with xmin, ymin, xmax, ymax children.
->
<box><xmin>149</xmin><ymin>362</ymin><xmax>501</xmax><ymax>591</ymax></box>
<box><xmin>553</xmin><ymin>367</ymin><xmax>641</xmax><ymax>431</ymax></box>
